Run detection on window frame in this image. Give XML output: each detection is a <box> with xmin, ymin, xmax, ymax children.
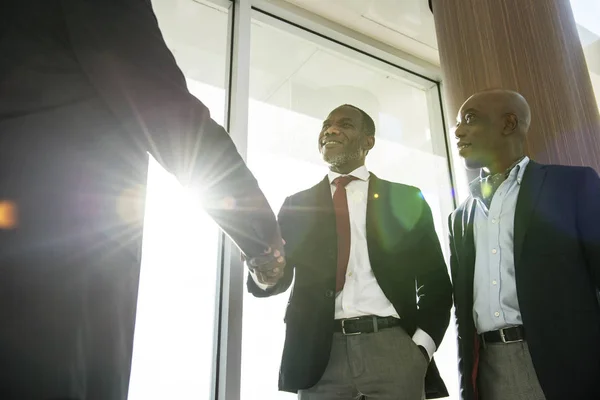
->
<box><xmin>203</xmin><ymin>1</ymin><xmax>457</xmax><ymax>399</ymax></box>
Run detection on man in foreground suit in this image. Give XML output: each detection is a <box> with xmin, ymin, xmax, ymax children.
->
<box><xmin>0</xmin><ymin>1</ymin><xmax>284</xmax><ymax>399</ymax></box>
<box><xmin>247</xmin><ymin>104</ymin><xmax>453</xmax><ymax>399</ymax></box>
<box><xmin>449</xmin><ymin>89</ymin><xmax>600</xmax><ymax>400</ymax></box>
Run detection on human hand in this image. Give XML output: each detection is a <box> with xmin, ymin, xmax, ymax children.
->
<box><xmin>246</xmin><ymin>240</ymin><xmax>286</xmax><ymax>286</ymax></box>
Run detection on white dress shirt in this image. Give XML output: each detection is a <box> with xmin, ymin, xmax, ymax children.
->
<box><xmin>329</xmin><ymin>167</ymin><xmax>398</xmax><ymax>319</ymax></box>
<box><xmin>252</xmin><ymin>165</ymin><xmax>436</xmax><ymax>359</ymax></box>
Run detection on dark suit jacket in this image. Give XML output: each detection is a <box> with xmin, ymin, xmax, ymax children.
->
<box><xmin>449</xmin><ymin>161</ymin><xmax>600</xmax><ymax>400</ymax></box>
<box><xmin>0</xmin><ymin>1</ymin><xmax>278</xmax><ymax>399</ymax></box>
<box><xmin>248</xmin><ymin>174</ymin><xmax>453</xmax><ymax>399</ymax></box>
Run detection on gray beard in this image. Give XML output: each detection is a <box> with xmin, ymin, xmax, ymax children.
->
<box><xmin>324</xmin><ymin>148</ymin><xmax>362</xmax><ymax>167</ymax></box>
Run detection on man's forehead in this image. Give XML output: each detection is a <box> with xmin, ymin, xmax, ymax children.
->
<box><xmin>327</xmin><ymin>106</ymin><xmax>361</xmax><ymax>121</ymax></box>
<box><xmin>464</xmin><ymin>91</ymin><xmax>510</xmax><ymax>110</ymax></box>
<box><xmin>459</xmin><ymin>94</ymin><xmax>495</xmax><ymax>115</ymax></box>
<box><xmin>458</xmin><ymin>104</ymin><xmax>481</xmax><ymax>120</ymax></box>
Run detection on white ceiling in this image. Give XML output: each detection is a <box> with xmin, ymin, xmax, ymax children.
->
<box><xmin>281</xmin><ymin>0</ymin><xmax>600</xmax><ymax>73</ymax></box>
<box><xmin>282</xmin><ymin>0</ymin><xmax>600</xmax><ymax>108</ymax></box>
<box><xmin>281</xmin><ymin>0</ymin><xmax>440</xmax><ymax>65</ymax></box>
<box><xmin>153</xmin><ymin>0</ymin><xmax>600</xmax><ymax>116</ymax></box>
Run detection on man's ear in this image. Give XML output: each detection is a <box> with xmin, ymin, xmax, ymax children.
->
<box><xmin>503</xmin><ymin>113</ymin><xmax>519</xmax><ymax>135</ymax></box>
<box><xmin>364</xmin><ymin>135</ymin><xmax>375</xmax><ymax>151</ymax></box>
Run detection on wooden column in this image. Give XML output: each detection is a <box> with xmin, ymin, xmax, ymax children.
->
<box><xmin>430</xmin><ymin>0</ymin><xmax>600</xmax><ymax>172</ymax></box>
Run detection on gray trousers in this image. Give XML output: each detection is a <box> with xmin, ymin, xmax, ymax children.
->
<box><xmin>478</xmin><ymin>341</ymin><xmax>546</xmax><ymax>400</ymax></box>
<box><xmin>298</xmin><ymin>326</ymin><xmax>428</xmax><ymax>400</ymax></box>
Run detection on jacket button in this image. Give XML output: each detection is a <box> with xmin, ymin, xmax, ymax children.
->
<box><xmin>325</xmin><ymin>290</ymin><xmax>335</xmax><ymax>298</ymax></box>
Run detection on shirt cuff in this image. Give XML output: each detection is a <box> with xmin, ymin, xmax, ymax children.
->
<box><xmin>248</xmin><ymin>267</ymin><xmax>274</xmax><ymax>291</ymax></box>
<box><xmin>412</xmin><ymin>328</ymin><xmax>436</xmax><ymax>360</ymax></box>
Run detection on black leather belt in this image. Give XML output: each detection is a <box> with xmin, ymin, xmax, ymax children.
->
<box><xmin>333</xmin><ymin>316</ymin><xmax>402</xmax><ymax>335</ymax></box>
<box><xmin>481</xmin><ymin>326</ymin><xmax>525</xmax><ymax>344</ymax></box>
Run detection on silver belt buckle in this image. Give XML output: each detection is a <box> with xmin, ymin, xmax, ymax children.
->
<box><xmin>341</xmin><ymin>317</ymin><xmax>362</xmax><ymax>336</ymax></box>
<box><xmin>500</xmin><ymin>327</ymin><xmax>523</xmax><ymax>344</ymax></box>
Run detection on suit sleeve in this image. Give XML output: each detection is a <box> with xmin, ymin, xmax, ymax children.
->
<box><xmin>414</xmin><ymin>193</ymin><xmax>453</xmax><ymax>348</ymax></box>
<box><xmin>247</xmin><ymin>196</ymin><xmax>295</xmax><ymax>297</ymax></box>
<box><xmin>60</xmin><ymin>0</ymin><xmax>280</xmax><ymax>259</ymax></box>
<box><xmin>577</xmin><ymin>167</ymin><xmax>600</xmax><ymax>288</ymax></box>
<box><xmin>448</xmin><ymin>213</ymin><xmax>469</xmax><ymax>399</ymax></box>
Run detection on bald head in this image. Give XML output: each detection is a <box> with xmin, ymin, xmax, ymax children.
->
<box><xmin>455</xmin><ymin>89</ymin><xmax>531</xmax><ymax>172</ymax></box>
<box><xmin>467</xmin><ymin>89</ymin><xmax>531</xmax><ymax>134</ymax></box>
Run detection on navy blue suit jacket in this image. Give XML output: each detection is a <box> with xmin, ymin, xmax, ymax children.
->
<box><xmin>449</xmin><ymin>161</ymin><xmax>600</xmax><ymax>400</ymax></box>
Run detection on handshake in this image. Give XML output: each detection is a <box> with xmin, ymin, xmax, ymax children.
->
<box><xmin>244</xmin><ymin>239</ymin><xmax>287</xmax><ymax>287</ymax></box>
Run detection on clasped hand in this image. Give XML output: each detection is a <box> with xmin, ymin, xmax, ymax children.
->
<box><xmin>245</xmin><ymin>240</ymin><xmax>286</xmax><ymax>286</ymax></box>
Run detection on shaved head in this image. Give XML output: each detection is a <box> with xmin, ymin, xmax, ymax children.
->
<box><xmin>455</xmin><ymin>89</ymin><xmax>532</xmax><ymax>173</ymax></box>
<box><xmin>468</xmin><ymin>89</ymin><xmax>531</xmax><ymax>135</ymax></box>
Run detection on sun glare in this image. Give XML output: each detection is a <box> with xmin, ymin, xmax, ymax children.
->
<box><xmin>128</xmin><ymin>156</ymin><xmax>219</xmax><ymax>400</ymax></box>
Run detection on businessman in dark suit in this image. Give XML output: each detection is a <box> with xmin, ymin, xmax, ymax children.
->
<box><xmin>247</xmin><ymin>104</ymin><xmax>453</xmax><ymax>399</ymax></box>
<box><xmin>449</xmin><ymin>89</ymin><xmax>600</xmax><ymax>400</ymax></box>
<box><xmin>0</xmin><ymin>1</ymin><xmax>284</xmax><ymax>399</ymax></box>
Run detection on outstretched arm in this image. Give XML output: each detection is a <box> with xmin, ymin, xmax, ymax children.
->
<box><xmin>61</xmin><ymin>0</ymin><xmax>282</xmax><ymax>258</ymax></box>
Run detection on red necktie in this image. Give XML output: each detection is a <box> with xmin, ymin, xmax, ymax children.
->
<box><xmin>332</xmin><ymin>175</ymin><xmax>357</xmax><ymax>292</ymax></box>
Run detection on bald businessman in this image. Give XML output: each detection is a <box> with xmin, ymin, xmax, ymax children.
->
<box><xmin>449</xmin><ymin>89</ymin><xmax>600</xmax><ymax>400</ymax></box>
<box><xmin>0</xmin><ymin>0</ymin><xmax>284</xmax><ymax>399</ymax></box>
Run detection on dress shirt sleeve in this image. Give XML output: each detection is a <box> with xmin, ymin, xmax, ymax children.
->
<box><xmin>412</xmin><ymin>328</ymin><xmax>436</xmax><ymax>360</ymax></box>
<box><xmin>248</xmin><ymin>267</ymin><xmax>275</xmax><ymax>291</ymax></box>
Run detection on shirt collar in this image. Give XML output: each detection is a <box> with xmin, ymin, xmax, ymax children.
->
<box><xmin>328</xmin><ymin>165</ymin><xmax>370</xmax><ymax>184</ymax></box>
<box><xmin>480</xmin><ymin>156</ymin><xmax>529</xmax><ymax>183</ymax></box>
<box><xmin>514</xmin><ymin>156</ymin><xmax>530</xmax><ymax>184</ymax></box>
<box><xmin>469</xmin><ymin>156</ymin><xmax>530</xmax><ymax>196</ymax></box>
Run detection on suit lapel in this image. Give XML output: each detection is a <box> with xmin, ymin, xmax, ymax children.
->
<box><xmin>366</xmin><ymin>173</ymin><xmax>379</xmax><ymax>261</ymax></box>
<box><xmin>514</xmin><ymin>161</ymin><xmax>546</xmax><ymax>268</ymax></box>
<box><xmin>366</xmin><ymin>174</ymin><xmax>405</xmax><ymax>266</ymax></box>
<box><xmin>366</xmin><ymin>174</ymin><xmax>425</xmax><ymax>264</ymax></box>
<box><xmin>313</xmin><ymin>176</ymin><xmax>336</xmax><ymax>242</ymax></box>
<box><xmin>286</xmin><ymin>176</ymin><xmax>336</xmax><ymax>267</ymax></box>
<box><xmin>315</xmin><ymin>175</ymin><xmax>333</xmax><ymax>207</ymax></box>
<box><xmin>454</xmin><ymin>197</ymin><xmax>477</xmax><ymax>311</ymax></box>
<box><xmin>462</xmin><ymin>197</ymin><xmax>477</xmax><ymax>288</ymax></box>
<box><xmin>366</xmin><ymin>173</ymin><xmax>378</xmax><ymax>234</ymax></box>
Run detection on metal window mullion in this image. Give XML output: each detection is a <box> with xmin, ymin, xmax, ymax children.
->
<box><xmin>425</xmin><ymin>83</ymin><xmax>457</xmax><ymax>262</ymax></box>
<box><xmin>214</xmin><ymin>1</ymin><xmax>252</xmax><ymax>400</ymax></box>
<box><xmin>426</xmin><ymin>83</ymin><xmax>458</xmax><ymax>206</ymax></box>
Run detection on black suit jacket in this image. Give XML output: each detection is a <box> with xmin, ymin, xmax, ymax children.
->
<box><xmin>0</xmin><ymin>1</ymin><xmax>278</xmax><ymax>398</ymax></box>
<box><xmin>449</xmin><ymin>161</ymin><xmax>600</xmax><ymax>400</ymax></box>
<box><xmin>248</xmin><ymin>174</ymin><xmax>453</xmax><ymax>399</ymax></box>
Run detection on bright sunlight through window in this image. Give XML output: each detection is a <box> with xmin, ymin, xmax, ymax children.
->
<box><xmin>128</xmin><ymin>82</ymin><xmax>225</xmax><ymax>400</ymax></box>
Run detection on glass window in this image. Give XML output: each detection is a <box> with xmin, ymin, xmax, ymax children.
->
<box><xmin>571</xmin><ymin>0</ymin><xmax>600</xmax><ymax>111</ymax></box>
<box><xmin>241</xmin><ymin>14</ymin><xmax>458</xmax><ymax>400</ymax></box>
<box><xmin>128</xmin><ymin>1</ymin><xmax>229</xmax><ymax>399</ymax></box>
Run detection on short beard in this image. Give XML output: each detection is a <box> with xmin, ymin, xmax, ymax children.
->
<box><xmin>324</xmin><ymin>148</ymin><xmax>362</xmax><ymax>167</ymax></box>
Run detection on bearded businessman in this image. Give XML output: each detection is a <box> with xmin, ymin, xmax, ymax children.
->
<box><xmin>449</xmin><ymin>89</ymin><xmax>600</xmax><ymax>400</ymax></box>
<box><xmin>247</xmin><ymin>104</ymin><xmax>453</xmax><ymax>400</ymax></box>
<box><xmin>0</xmin><ymin>1</ymin><xmax>285</xmax><ymax>399</ymax></box>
